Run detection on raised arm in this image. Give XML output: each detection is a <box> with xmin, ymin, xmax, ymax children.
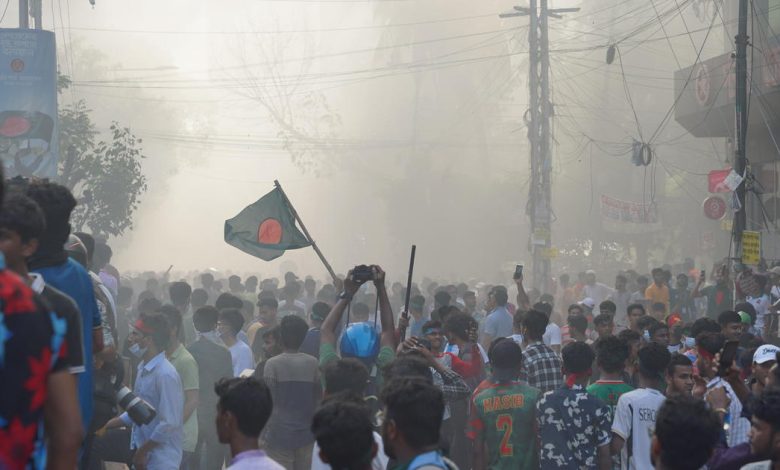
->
<box><xmin>515</xmin><ymin>277</ymin><xmax>531</xmax><ymax>311</ymax></box>
<box><xmin>321</xmin><ymin>272</ymin><xmax>359</xmax><ymax>347</ymax></box>
<box><xmin>373</xmin><ymin>265</ymin><xmax>397</xmax><ymax>350</ymax></box>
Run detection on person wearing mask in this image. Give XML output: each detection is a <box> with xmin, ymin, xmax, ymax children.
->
<box><xmin>650</xmin><ymin>396</ymin><xmax>721</xmax><ymax>470</ymax></box>
<box><xmin>188</xmin><ymin>306</ymin><xmax>233</xmax><ymax>470</ymax></box>
<box><xmin>97</xmin><ymin>313</ymin><xmax>184</xmax><ymax>470</ymax></box>
<box><xmin>159</xmin><ymin>305</ymin><xmax>200</xmax><ymax>470</ymax></box>
<box><xmin>215</xmin><ymin>377</ymin><xmax>283</xmax><ymax>470</ymax></box>
<box><xmin>300</xmin><ymin>301</ymin><xmax>329</xmax><ymax>358</ymax></box>
<box><xmin>0</xmin><ymin>180</ymin><xmax>83</xmax><ymax>470</ymax></box>
<box><xmin>219</xmin><ymin>308</ymin><xmax>255</xmax><ymax>377</ymax></box>
<box><xmin>665</xmin><ymin>353</ymin><xmax>695</xmax><ymax>398</ymax></box>
<box><xmin>263</xmin><ymin>315</ymin><xmax>321</xmax><ymax>470</ymax></box>
<box><xmin>468</xmin><ymin>338</ymin><xmax>540</xmax><ymax>470</ymax></box>
<box><xmin>611</xmin><ymin>342</ymin><xmax>671</xmax><ymax>470</ymax></box>
<box><xmin>380</xmin><ymin>378</ymin><xmax>453</xmax><ymax>470</ymax></box>
<box><xmin>311</xmin><ymin>398</ymin><xmax>377</xmax><ymax>470</ymax></box>
<box><xmin>25</xmin><ymin>180</ymin><xmax>104</xmax><ymax>433</ymax></box>
<box><xmin>537</xmin><ymin>341</ymin><xmax>612</xmax><ymax>470</ymax></box>
<box><xmin>520</xmin><ymin>310</ymin><xmax>563</xmax><ymax>393</ymax></box>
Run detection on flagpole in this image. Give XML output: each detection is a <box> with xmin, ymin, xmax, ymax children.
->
<box><xmin>274</xmin><ymin>180</ymin><xmax>339</xmax><ymax>283</ymax></box>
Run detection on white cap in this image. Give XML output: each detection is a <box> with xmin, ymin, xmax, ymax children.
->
<box><xmin>579</xmin><ymin>297</ymin><xmax>596</xmax><ymax>309</ymax></box>
<box><xmin>753</xmin><ymin>344</ymin><xmax>780</xmax><ymax>364</ymax></box>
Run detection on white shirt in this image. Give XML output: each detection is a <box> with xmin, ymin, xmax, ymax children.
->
<box><xmin>312</xmin><ymin>431</ymin><xmax>387</xmax><ymax>470</ymax></box>
<box><xmin>444</xmin><ymin>342</ymin><xmax>490</xmax><ymax>363</ymax></box>
<box><xmin>228</xmin><ymin>340</ymin><xmax>254</xmax><ymax>377</ymax></box>
<box><xmin>543</xmin><ymin>323</ymin><xmax>562</xmax><ymax>347</ymax></box>
<box><xmin>612</xmin><ymin>387</ymin><xmax>665</xmax><ymax>470</ymax></box>
<box><xmin>584</xmin><ymin>283</ymin><xmax>615</xmax><ymax>308</ymax></box>
<box><xmin>707</xmin><ymin>377</ymin><xmax>750</xmax><ymax>447</ymax></box>
<box><xmin>748</xmin><ymin>294</ymin><xmax>771</xmax><ymax>332</ymax></box>
<box><xmin>227</xmin><ymin>450</ymin><xmax>284</xmax><ymax>470</ymax></box>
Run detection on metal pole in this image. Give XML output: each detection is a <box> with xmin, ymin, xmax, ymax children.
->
<box><xmin>528</xmin><ymin>0</ymin><xmax>542</xmax><ymax>292</ymax></box>
<box><xmin>734</xmin><ymin>0</ymin><xmax>749</xmax><ymax>260</ymax></box>
<box><xmin>19</xmin><ymin>0</ymin><xmax>29</xmax><ymax>29</ymax></box>
<box><xmin>539</xmin><ymin>0</ymin><xmax>552</xmax><ymax>293</ymax></box>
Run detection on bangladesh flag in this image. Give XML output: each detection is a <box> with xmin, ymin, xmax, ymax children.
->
<box><xmin>224</xmin><ymin>187</ymin><xmax>312</xmax><ymax>261</ymax></box>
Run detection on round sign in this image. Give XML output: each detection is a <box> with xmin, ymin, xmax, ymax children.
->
<box><xmin>703</xmin><ymin>196</ymin><xmax>727</xmax><ymax>220</ymax></box>
<box><xmin>10</xmin><ymin>58</ymin><xmax>24</xmax><ymax>73</ymax></box>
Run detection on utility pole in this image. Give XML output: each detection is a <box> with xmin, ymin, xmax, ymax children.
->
<box><xmin>501</xmin><ymin>2</ymin><xmax>579</xmax><ymax>293</ymax></box>
<box><xmin>19</xmin><ymin>0</ymin><xmax>29</xmax><ymax>28</ymax></box>
<box><xmin>733</xmin><ymin>0</ymin><xmax>749</xmax><ymax>260</ymax></box>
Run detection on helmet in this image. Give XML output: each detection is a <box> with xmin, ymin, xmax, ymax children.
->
<box><xmin>340</xmin><ymin>323</ymin><xmax>379</xmax><ymax>362</ymax></box>
<box><xmin>65</xmin><ymin>234</ymin><xmax>88</xmax><ymax>267</ymax></box>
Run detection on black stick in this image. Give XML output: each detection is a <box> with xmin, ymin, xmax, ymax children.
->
<box><xmin>399</xmin><ymin>245</ymin><xmax>417</xmax><ymax>343</ymax></box>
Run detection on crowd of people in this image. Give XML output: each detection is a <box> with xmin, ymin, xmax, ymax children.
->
<box><xmin>5</xmin><ymin>173</ymin><xmax>780</xmax><ymax>470</ymax></box>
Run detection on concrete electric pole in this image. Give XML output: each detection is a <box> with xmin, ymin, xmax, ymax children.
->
<box><xmin>501</xmin><ymin>1</ymin><xmax>579</xmax><ymax>293</ymax></box>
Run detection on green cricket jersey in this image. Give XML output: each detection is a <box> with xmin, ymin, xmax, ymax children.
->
<box><xmin>587</xmin><ymin>379</ymin><xmax>634</xmax><ymax>418</ymax></box>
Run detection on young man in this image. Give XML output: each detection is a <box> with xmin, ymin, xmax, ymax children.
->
<box><xmin>406</xmin><ymin>295</ymin><xmax>430</xmax><ymax>338</ymax></box>
<box><xmin>588</xmin><ymin>336</ymin><xmax>633</xmax><ymax>418</ymax></box>
<box><xmin>565</xmin><ymin>313</ymin><xmax>590</xmax><ymax>344</ymax></box>
<box><xmin>159</xmin><ymin>305</ymin><xmax>200</xmax><ymax>470</ymax></box>
<box><xmin>742</xmin><ymin>388</ymin><xmax>780</xmax><ymax>470</ymax></box>
<box><xmin>670</xmin><ymin>273</ymin><xmax>695</xmax><ymax>322</ymax></box>
<box><xmin>215</xmin><ymin>377</ymin><xmax>283</xmax><ymax>470</ymax></box>
<box><xmin>618</xmin><ymin>329</ymin><xmax>641</xmax><ymax>387</ymax></box>
<box><xmin>521</xmin><ymin>310</ymin><xmax>563</xmax><ymax>394</ymax></box>
<box><xmin>593</xmin><ymin>313</ymin><xmax>615</xmax><ymax>340</ymax></box>
<box><xmin>0</xmin><ymin>191</ymin><xmax>82</xmax><ymax>470</ymax></box>
<box><xmin>169</xmin><ymin>282</ymin><xmax>194</xmax><ymax>345</ymax></box>
<box><xmin>481</xmin><ymin>287</ymin><xmax>513</xmax><ymax>349</ymax></box>
<box><xmin>99</xmin><ymin>314</ymin><xmax>184</xmax><ymax>470</ymax></box>
<box><xmin>380</xmin><ymin>378</ymin><xmax>452</xmax><ymax>470</ymax></box>
<box><xmin>719</xmin><ymin>310</ymin><xmax>745</xmax><ymax>342</ymax></box>
<box><xmin>311</xmin><ymin>398</ymin><xmax>377</xmax><ymax>470</ymax></box>
<box><xmin>608</xmin><ymin>274</ymin><xmax>632</xmax><ymax>327</ymax></box>
<box><xmin>627</xmin><ymin>303</ymin><xmax>646</xmax><ymax>333</ymax></box>
<box><xmin>188</xmin><ymin>306</ymin><xmax>233</xmax><ymax>470</ymax></box>
<box><xmin>692</xmin><ymin>265</ymin><xmax>733</xmax><ymax>320</ymax></box>
<box><xmin>468</xmin><ymin>339</ymin><xmax>540</xmax><ymax>470</ymax></box>
<box><xmin>583</xmin><ymin>270</ymin><xmax>614</xmax><ymax>310</ymax></box>
<box><xmin>651</xmin><ymin>396</ymin><xmax>721</xmax><ymax>470</ymax></box>
<box><xmin>277</xmin><ymin>282</ymin><xmax>306</xmax><ymax>319</ymax></box>
<box><xmin>25</xmin><ymin>180</ymin><xmax>103</xmax><ymax>430</ymax></box>
<box><xmin>300</xmin><ymin>301</ymin><xmax>329</xmax><ymax>359</ymax></box>
<box><xmin>537</xmin><ymin>341</ymin><xmax>612</xmax><ymax>470</ymax></box>
<box><xmin>263</xmin><ymin>315</ymin><xmax>321</xmax><ymax>470</ymax></box>
<box><xmin>645</xmin><ymin>268</ymin><xmax>670</xmax><ymax>315</ymax></box>
<box><xmin>247</xmin><ymin>297</ymin><xmax>279</xmax><ymax>349</ymax></box>
<box><xmin>219</xmin><ymin>308</ymin><xmax>254</xmax><ymax>377</ymax></box>
<box><xmin>753</xmin><ymin>345</ymin><xmax>780</xmax><ymax>398</ymax></box>
<box><xmin>648</xmin><ymin>321</ymin><xmax>670</xmax><ymax>348</ymax></box>
<box><xmin>665</xmin><ymin>353</ymin><xmax>694</xmax><ymax>397</ymax></box>
<box><xmin>611</xmin><ymin>342</ymin><xmax>671</xmax><ymax>470</ymax></box>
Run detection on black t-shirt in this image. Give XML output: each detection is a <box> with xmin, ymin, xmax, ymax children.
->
<box><xmin>40</xmin><ymin>284</ymin><xmax>85</xmax><ymax>374</ymax></box>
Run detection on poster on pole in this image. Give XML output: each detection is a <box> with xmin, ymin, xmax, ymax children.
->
<box><xmin>0</xmin><ymin>29</ymin><xmax>58</xmax><ymax>178</ymax></box>
<box><xmin>742</xmin><ymin>231</ymin><xmax>761</xmax><ymax>265</ymax></box>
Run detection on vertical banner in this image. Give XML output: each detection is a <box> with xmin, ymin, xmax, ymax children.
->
<box><xmin>0</xmin><ymin>29</ymin><xmax>58</xmax><ymax>178</ymax></box>
<box><xmin>742</xmin><ymin>231</ymin><xmax>761</xmax><ymax>265</ymax></box>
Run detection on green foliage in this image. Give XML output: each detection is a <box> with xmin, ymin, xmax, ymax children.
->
<box><xmin>57</xmin><ymin>75</ymin><xmax>147</xmax><ymax>237</ymax></box>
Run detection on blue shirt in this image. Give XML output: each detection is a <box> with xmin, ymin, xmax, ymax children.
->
<box><xmin>483</xmin><ymin>306</ymin><xmax>513</xmax><ymax>339</ymax></box>
<box><xmin>121</xmin><ymin>352</ymin><xmax>184</xmax><ymax>470</ymax></box>
<box><xmin>33</xmin><ymin>258</ymin><xmax>101</xmax><ymax>428</ymax></box>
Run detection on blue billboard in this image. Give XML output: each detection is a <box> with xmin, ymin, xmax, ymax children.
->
<box><xmin>0</xmin><ymin>29</ymin><xmax>58</xmax><ymax>178</ymax></box>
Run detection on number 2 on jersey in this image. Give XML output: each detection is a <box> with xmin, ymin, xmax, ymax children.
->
<box><xmin>496</xmin><ymin>414</ymin><xmax>513</xmax><ymax>456</ymax></box>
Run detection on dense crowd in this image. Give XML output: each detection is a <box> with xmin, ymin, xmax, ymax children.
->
<box><xmin>4</xmin><ymin>174</ymin><xmax>780</xmax><ymax>470</ymax></box>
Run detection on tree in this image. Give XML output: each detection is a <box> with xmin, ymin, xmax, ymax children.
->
<box><xmin>57</xmin><ymin>75</ymin><xmax>148</xmax><ymax>237</ymax></box>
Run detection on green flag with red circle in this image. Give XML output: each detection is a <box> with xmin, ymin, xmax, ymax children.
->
<box><xmin>224</xmin><ymin>187</ymin><xmax>312</xmax><ymax>261</ymax></box>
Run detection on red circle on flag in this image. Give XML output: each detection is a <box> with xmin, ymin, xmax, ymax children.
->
<box><xmin>258</xmin><ymin>218</ymin><xmax>282</xmax><ymax>244</ymax></box>
<box><xmin>0</xmin><ymin>115</ymin><xmax>31</xmax><ymax>137</ymax></box>
<box><xmin>703</xmin><ymin>196</ymin><xmax>727</xmax><ymax>220</ymax></box>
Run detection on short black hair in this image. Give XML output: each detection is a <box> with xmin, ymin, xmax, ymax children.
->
<box><xmin>25</xmin><ymin>180</ymin><xmax>77</xmax><ymax>246</ymax></box>
<box><xmin>637</xmin><ymin>342</ymin><xmax>671</xmax><ymax>378</ymax></box>
<box><xmin>323</xmin><ymin>359</ymin><xmax>369</xmax><ymax>395</ymax></box>
<box><xmin>311</xmin><ymin>302</ymin><xmax>330</xmax><ymax>322</ymax></box>
<box><xmin>637</xmin><ymin>316</ymin><xmax>660</xmax><ymax>332</ymax></box>
<box><xmin>593</xmin><ymin>313</ymin><xmax>613</xmax><ymax>327</ymax></box>
<box><xmin>219</xmin><ymin>308</ymin><xmax>245</xmax><ymax>336</ymax></box>
<box><xmin>216</xmin><ymin>293</ymin><xmax>244</xmax><ymax>311</ymax></box>
<box><xmin>0</xmin><ymin>194</ymin><xmax>46</xmax><ymax>242</ymax></box>
<box><xmin>158</xmin><ymin>304</ymin><xmax>183</xmax><ymax>341</ymax></box>
<box><xmin>567</xmin><ymin>314</ymin><xmax>588</xmax><ymax>335</ymax></box>
<box><xmin>191</xmin><ymin>288</ymin><xmax>208</xmax><ymax>307</ymax></box>
<box><xmin>690</xmin><ymin>317</ymin><xmax>721</xmax><ymax>339</ymax></box>
<box><xmin>599</xmin><ymin>300</ymin><xmax>617</xmax><ymax>314</ymax></box>
<box><xmin>513</xmin><ymin>311</ymin><xmax>525</xmax><ymax>329</ymax></box>
<box><xmin>618</xmin><ymin>329</ymin><xmax>641</xmax><ymax>344</ymax></box>
<box><xmin>258</xmin><ymin>297</ymin><xmax>278</xmax><ymax>309</ymax></box>
<box><xmin>666</xmin><ymin>353</ymin><xmax>693</xmax><ymax>376</ymax></box>
<box><xmin>522</xmin><ymin>310</ymin><xmax>548</xmax><ymax>340</ymax></box>
<box><xmin>752</xmin><ymin>388</ymin><xmax>780</xmax><ymax>432</ymax></box>
<box><xmin>381</xmin><ymin>378</ymin><xmax>444</xmax><ymax>450</ymax></box>
<box><xmin>654</xmin><ymin>395</ymin><xmax>721</xmax><ymax>470</ymax></box>
<box><xmin>169</xmin><ymin>282</ymin><xmax>192</xmax><ymax>306</ymax></box>
<box><xmin>382</xmin><ymin>352</ymin><xmax>433</xmax><ymax>384</ymax></box>
<box><xmin>139</xmin><ymin>313</ymin><xmax>171</xmax><ymax>351</ymax></box>
<box><xmin>648</xmin><ymin>321</ymin><xmax>668</xmax><ymax>337</ymax></box>
<box><xmin>696</xmin><ymin>332</ymin><xmax>725</xmax><ymax>357</ymax></box>
<box><xmin>562</xmin><ymin>341</ymin><xmax>594</xmax><ymax>374</ymax></box>
<box><xmin>533</xmin><ymin>301</ymin><xmax>553</xmax><ymax>317</ymax></box>
<box><xmin>595</xmin><ymin>336</ymin><xmax>628</xmax><ymax>374</ymax></box>
<box><xmin>193</xmin><ymin>306</ymin><xmax>219</xmax><ymax>333</ymax></box>
<box><xmin>312</xmin><ymin>398</ymin><xmax>375</xmax><ymax>470</ymax></box>
<box><xmin>627</xmin><ymin>303</ymin><xmax>646</xmax><ymax>315</ymax></box>
<box><xmin>443</xmin><ymin>312</ymin><xmax>474</xmax><ymax>342</ymax></box>
<box><xmin>434</xmin><ymin>290</ymin><xmax>451</xmax><ymax>306</ymax></box>
<box><xmin>73</xmin><ymin>232</ymin><xmax>95</xmax><ymax>261</ymax></box>
<box><xmin>718</xmin><ymin>310</ymin><xmax>742</xmax><ymax>327</ymax></box>
<box><xmin>215</xmin><ymin>377</ymin><xmax>273</xmax><ymax>438</ymax></box>
<box><xmin>280</xmin><ymin>315</ymin><xmax>308</xmax><ymax>350</ymax></box>
<box><xmin>420</xmin><ymin>319</ymin><xmax>441</xmax><ymax>333</ymax></box>
<box><xmin>491</xmin><ymin>288</ymin><xmax>508</xmax><ymax>307</ymax></box>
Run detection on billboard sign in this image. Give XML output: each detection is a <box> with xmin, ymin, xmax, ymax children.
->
<box><xmin>0</xmin><ymin>29</ymin><xmax>58</xmax><ymax>178</ymax></box>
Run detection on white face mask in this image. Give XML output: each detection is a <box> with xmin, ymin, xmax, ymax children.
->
<box><xmin>683</xmin><ymin>336</ymin><xmax>696</xmax><ymax>349</ymax></box>
<box><xmin>129</xmin><ymin>342</ymin><xmax>147</xmax><ymax>358</ymax></box>
<box><xmin>197</xmin><ymin>328</ymin><xmax>224</xmax><ymax>346</ymax></box>
<box><xmin>643</xmin><ymin>330</ymin><xmax>651</xmax><ymax>342</ymax></box>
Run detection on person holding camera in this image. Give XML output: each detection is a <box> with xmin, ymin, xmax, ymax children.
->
<box><xmin>97</xmin><ymin>313</ymin><xmax>184</xmax><ymax>470</ymax></box>
<box><xmin>320</xmin><ymin>265</ymin><xmax>397</xmax><ymax>389</ymax></box>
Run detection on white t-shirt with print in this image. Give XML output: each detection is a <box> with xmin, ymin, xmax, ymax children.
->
<box><xmin>612</xmin><ymin>387</ymin><xmax>665</xmax><ymax>470</ymax></box>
